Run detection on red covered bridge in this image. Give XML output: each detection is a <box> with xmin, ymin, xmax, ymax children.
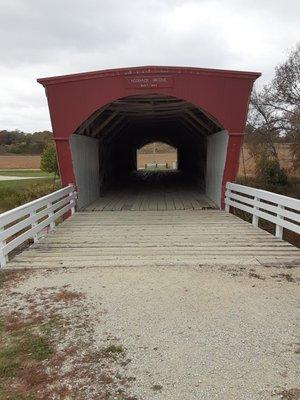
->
<box><xmin>2</xmin><ymin>66</ymin><xmax>300</xmax><ymax>270</ymax></box>
<box><xmin>37</xmin><ymin>65</ymin><xmax>260</xmax><ymax>210</ymax></box>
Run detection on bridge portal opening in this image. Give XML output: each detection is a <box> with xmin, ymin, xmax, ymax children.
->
<box><xmin>137</xmin><ymin>142</ymin><xmax>178</xmax><ymax>171</ymax></box>
<box><xmin>69</xmin><ymin>94</ymin><xmax>228</xmax><ymax>210</ymax></box>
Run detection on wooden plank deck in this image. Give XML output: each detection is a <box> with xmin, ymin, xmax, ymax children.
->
<box><xmin>85</xmin><ymin>188</ymin><xmax>216</xmax><ymax>211</ymax></box>
<box><xmin>7</xmin><ymin>210</ymin><xmax>300</xmax><ymax>269</ymax></box>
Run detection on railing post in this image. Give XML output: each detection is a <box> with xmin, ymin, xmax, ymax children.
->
<box><xmin>47</xmin><ymin>202</ymin><xmax>55</xmax><ymax>232</ymax></box>
<box><xmin>68</xmin><ymin>184</ymin><xmax>75</xmax><ymax>215</ymax></box>
<box><xmin>252</xmin><ymin>196</ymin><xmax>259</xmax><ymax>227</ymax></box>
<box><xmin>225</xmin><ymin>188</ymin><xmax>230</xmax><ymax>212</ymax></box>
<box><xmin>275</xmin><ymin>204</ymin><xmax>284</xmax><ymax>239</ymax></box>
<box><xmin>0</xmin><ymin>227</ymin><xmax>8</xmax><ymax>268</ymax></box>
<box><xmin>223</xmin><ymin>181</ymin><xmax>299</xmax><ymax>239</ymax></box>
<box><xmin>30</xmin><ymin>211</ymin><xmax>38</xmax><ymax>243</ymax></box>
<box><xmin>71</xmin><ymin>202</ymin><xmax>75</xmax><ymax>216</ymax></box>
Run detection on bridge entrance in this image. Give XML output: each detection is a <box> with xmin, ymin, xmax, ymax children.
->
<box><xmin>38</xmin><ymin>65</ymin><xmax>260</xmax><ymax>210</ymax></box>
<box><xmin>69</xmin><ymin>93</ymin><xmax>225</xmax><ymax>210</ymax></box>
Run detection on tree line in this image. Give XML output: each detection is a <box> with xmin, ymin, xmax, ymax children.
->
<box><xmin>0</xmin><ymin>130</ymin><xmax>52</xmax><ymax>154</ymax></box>
<box><xmin>0</xmin><ymin>130</ymin><xmax>58</xmax><ymax>174</ymax></box>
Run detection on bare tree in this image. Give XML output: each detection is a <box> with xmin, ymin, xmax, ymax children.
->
<box><xmin>246</xmin><ymin>44</ymin><xmax>300</xmax><ymax>174</ymax></box>
<box><xmin>269</xmin><ymin>44</ymin><xmax>300</xmax><ymax>112</ymax></box>
<box><xmin>247</xmin><ymin>88</ymin><xmax>280</xmax><ymax>162</ymax></box>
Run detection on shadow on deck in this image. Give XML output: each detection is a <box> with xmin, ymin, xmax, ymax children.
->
<box><xmin>85</xmin><ymin>170</ymin><xmax>217</xmax><ymax>211</ymax></box>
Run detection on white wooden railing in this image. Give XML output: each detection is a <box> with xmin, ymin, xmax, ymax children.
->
<box><xmin>225</xmin><ymin>182</ymin><xmax>300</xmax><ymax>239</ymax></box>
<box><xmin>0</xmin><ymin>185</ymin><xmax>77</xmax><ymax>268</ymax></box>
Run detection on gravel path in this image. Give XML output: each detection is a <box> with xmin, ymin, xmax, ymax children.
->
<box><xmin>0</xmin><ymin>175</ymin><xmax>45</xmax><ymax>181</ymax></box>
<box><xmin>5</xmin><ymin>263</ymin><xmax>299</xmax><ymax>399</ymax></box>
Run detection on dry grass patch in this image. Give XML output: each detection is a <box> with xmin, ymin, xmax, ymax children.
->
<box><xmin>248</xmin><ymin>271</ymin><xmax>266</xmax><ymax>280</ymax></box>
<box><xmin>0</xmin><ymin>271</ymin><xmax>31</xmax><ymax>292</ymax></box>
<box><xmin>271</xmin><ymin>273</ymin><xmax>297</xmax><ymax>283</ymax></box>
<box><xmin>0</xmin><ymin>312</ymin><xmax>55</xmax><ymax>399</ymax></box>
<box><xmin>273</xmin><ymin>388</ymin><xmax>300</xmax><ymax>399</ymax></box>
<box><xmin>51</xmin><ymin>288</ymin><xmax>86</xmax><ymax>303</ymax></box>
<box><xmin>0</xmin><ymin>276</ymin><xmax>139</xmax><ymax>400</ymax></box>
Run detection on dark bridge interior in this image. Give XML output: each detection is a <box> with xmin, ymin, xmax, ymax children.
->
<box><xmin>74</xmin><ymin>94</ymin><xmax>223</xmax><ymax>194</ymax></box>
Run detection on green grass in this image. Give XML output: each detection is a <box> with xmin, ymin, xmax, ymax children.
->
<box><xmin>0</xmin><ymin>320</ymin><xmax>54</xmax><ymax>370</ymax></box>
<box><xmin>0</xmin><ymin>314</ymin><xmax>54</xmax><ymax>400</ymax></box>
<box><xmin>0</xmin><ymin>169</ymin><xmax>54</xmax><ymax>178</ymax></box>
<box><xmin>0</xmin><ymin>273</ymin><xmax>5</xmax><ymax>290</ymax></box>
<box><xmin>0</xmin><ymin>179</ymin><xmax>61</xmax><ymax>212</ymax></box>
<box><xmin>26</xmin><ymin>335</ymin><xmax>53</xmax><ymax>361</ymax></box>
<box><xmin>103</xmin><ymin>345</ymin><xmax>124</xmax><ymax>355</ymax></box>
<box><xmin>0</xmin><ymin>319</ymin><xmax>4</xmax><ymax>335</ymax></box>
<box><xmin>0</xmin><ymin>178</ymin><xmax>57</xmax><ymax>191</ymax></box>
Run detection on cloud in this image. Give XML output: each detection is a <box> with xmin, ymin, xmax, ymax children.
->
<box><xmin>0</xmin><ymin>0</ymin><xmax>299</xmax><ymax>132</ymax></box>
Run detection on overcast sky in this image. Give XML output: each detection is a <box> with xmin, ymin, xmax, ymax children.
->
<box><xmin>0</xmin><ymin>0</ymin><xmax>299</xmax><ymax>132</ymax></box>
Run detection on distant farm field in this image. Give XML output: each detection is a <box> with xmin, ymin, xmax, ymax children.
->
<box><xmin>0</xmin><ymin>154</ymin><xmax>41</xmax><ymax>169</ymax></box>
<box><xmin>238</xmin><ymin>143</ymin><xmax>299</xmax><ymax>177</ymax></box>
<box><xmin>137</xmin><ymin>152</ymin><xmax>177</xmax><ymax>168</ymax></box>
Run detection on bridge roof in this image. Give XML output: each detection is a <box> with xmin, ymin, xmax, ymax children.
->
<box><xmin>37</xmin><ymin>65</ymin><xmax>261</xmax><ymax>86</ymax></box>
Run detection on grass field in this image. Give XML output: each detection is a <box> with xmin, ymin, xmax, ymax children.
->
<box><xmin>0</xmin><ymin>177</ymin><xmax>57</xmax><ymax>190</ymax></box>
<box><xmin>0</xmin><ymin>170</ymin><xmax>61</xmax><ymax>213</ymax></box>
<box><xmin>0</xmin><ymin>169</ymin><xmax>54</xmax><ymax>178</ymax></box>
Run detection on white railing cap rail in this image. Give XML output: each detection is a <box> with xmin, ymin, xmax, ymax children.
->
<box><xmin>225</xmin><ymin>181</ymin><xmax>300</xmax><ymax>239</ymax></box>
<box><xmin>226</xmin><ymin>182</ymin><xmax>300</xmax><ymax>210</ymax></box>
<box><xmin>0</xmin><ymin>185</ymin><xmax>74</xmax><ymax>228</ymax></box>
<box><xmin>0</xmin><ymin>184</ymin><xmax>76</xmax><ymax>268</ymax></box>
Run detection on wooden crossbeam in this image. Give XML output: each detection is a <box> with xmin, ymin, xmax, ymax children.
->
<box><xmin>75</xmin><ymin>104</ymin><xmax>111</xmax><ymax>135</ymax></box>
<box><xmin>90</xmin><ymin>111</ymin><xmax>119</xmax><ymax>137</ymax></box>
<box><xmin>100</xmin><ymin>116</ymin><xmax>125</xmax><ymax>137</ymax></box>
<box><xmin>184</xmin><ymin>109</ymin><xmax>213</xmax><ymax>133</ymax></box>
<box><xmin>195</xmin><ymin>107</ymin><xmax>224</xmax><ymax>130</ymax></box>
<box><xmin>179</xmin><ymin>119</ymin><xmax>206</xmax><ymax>148</ymax></box>
<box><xmin>114</xmin><ymin>110</ymin><xmax>185</xmax><ymax>117</ymax></box>
<box><xmin>104</xmin><ymin>120</ymin><xmax>131</xmax><ymax>144</ymax></box>
<box><xmin>75</xmin><ymin>93</ymin><xmax>222</xmax><ymax>140</ymax></box>
<box><xmin>178</xmin><ymin>119</ymin><xmax>199</xmax><ymax>136</ymax></box>
<box><xmin>109</xmin><ymin>102</ymin><xmax>189</xmax><ymax>111</ymax></box>
<box><xmin>181</xmin><ymin>114</ymin><xmax>210</xmax><ymax>135</ymax></box>
<box><xmin>125</xmin><ymin>115</ymin><xmax>179</xmax><ymax>122</ymax></box>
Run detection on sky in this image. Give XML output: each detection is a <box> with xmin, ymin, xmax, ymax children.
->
<box><xmin>0</xmin><ymin>0</ymin><xmax>299</xmax><ymax>133</ymax></box>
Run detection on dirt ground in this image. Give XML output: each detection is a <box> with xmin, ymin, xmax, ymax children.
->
<box><xmin>1</xmin><ymin>263</ymin><xmax>299</xmax><ymax>400</ymax></box>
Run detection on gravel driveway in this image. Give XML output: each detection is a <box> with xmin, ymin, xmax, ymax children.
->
<box><xmin>0</xmin><ymin>175</ymin><xmax>45</xmax><ymax>181</ymax></box>
<box><xmin>4</xmin><ymin>263</ymin><xmax>299</xmax><ymax>399</ymax></box>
